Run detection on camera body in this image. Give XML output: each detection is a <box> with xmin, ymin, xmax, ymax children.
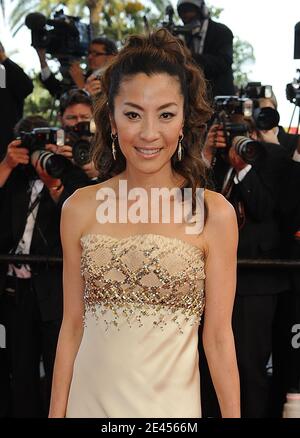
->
<box><xmin>25</xmin><ymin>10</ymin><xmax>91</xmax><ymax>59</ymax></box>
<box><xmin>213</xmin><ymin>95</ymin><xmax>264</xmax><ymax>164</ymax></box>
<box><xmin>64</xmin><ymin>121</ymin><xmax>94</xmax><ymax>167</ymax></box>
<box><xmin>240</xmin><ymin>82</ymin><xmax>280</xmax><ymax>130</ymax></box>
<box><xmin>214</xmin><ymin>96</ymin><xmax>253</xmax><ymax>118</ymax></box>
<box><xmin>25</xmin><ymin>9</ymin><xmax>91</xmax><ymax>88</ymax></box>
<box><xmin>286</xmin><ymin>70</ymin><xmax>300</xmax><ymax>107</ymax></box>
<box><xmin>241</xmin><ymin>82</ymin><xmax>273</xmax><ymax>100</ymax></box>
<box><xmin>161</xmin><ymin>5</ymin><xmax>202</xmax><ymax>39</ymax></box>
<box><xmin>20</xmin><ymin>127</ymin><xmax>64</xmax><ymax>153</ymax></box>
<box><xmin>19</xmin><ymin>127</ymin><xmax>69</xmax><ymax>178</ymax></box>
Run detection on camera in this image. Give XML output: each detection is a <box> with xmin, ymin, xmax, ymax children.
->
<box><xmin>25</xmin><ymin>9</ymin><xmax>91</xmax><ymax>87</ymax></box>
<box><xmin>161</xmin><ymin>5</ymin><xmax>202</xmax><ymax>39</ymax></box>
<box><xmin>252</xmin><ymin>107</ymin><xmax>280</xmax><ymax>131</ymax></box>
<box><xmin>241</xmin><ymin>82</ymin><xmax>273</xmax><ymax>100</ymax></box>
<box><xmin>25</xmin><ymin>10</ymin><xmax>91</xmax><ymax>58</ymax></box>
<box><xmin>214</xmin><ymin>96</ymin><xmax>253</xmax><ymax>118</ymax></box>
<box><xmin>19</xmin><ymin>127</ymin><xmax>70</xmax><ymax>178</ymax></box>
<box><xmin>64</xmin><ymin>121</ymin><xmax>94</xmax><ymax>167</ymax></box>
<box><xmin>240</xmin><ymin>83</ymin><xmax>280</xmax><ymax>131</ymax></box>
<box><xmin>213</xmin><ymin>95</ymin><xmax>265</xmax><ymax>164</ymax></box>
<box><xmin>286</xmin><ymin>70</ymin><xmax>300</xmax><ymax>107</ymax></box>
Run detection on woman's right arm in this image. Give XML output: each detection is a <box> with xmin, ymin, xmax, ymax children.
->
<box><xmin>48</xmin><ymin>191</ymin><xmax>85</xmax><ymax>418</ymax></box>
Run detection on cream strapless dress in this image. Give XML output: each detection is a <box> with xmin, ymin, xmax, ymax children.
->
<box><xmin>66</xmin><ymin>233</ymin><xmax>205</xmax><ymax>418</ymax></box>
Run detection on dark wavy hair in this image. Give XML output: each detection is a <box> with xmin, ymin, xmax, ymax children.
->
<box><xmin>93</xmin><ymin>28</ymin><xmax>212</xmax><ymax>215</ymax></box>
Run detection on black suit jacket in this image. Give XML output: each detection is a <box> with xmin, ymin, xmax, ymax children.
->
<box><xmin>277</xmin><ymin>130</ymin><xmax>300</xmax><ymax>291</ymax></box>
<box><xmin>0</xmin><ymin>161</ymin><xmax>94</xmax><ymax>319</ymax></box>
<box><xmin>39</xmin><ymin>72</ymin><xmax>68</xmax><ymax>99</ymax></box>
<box><xmin>39</xmin><ymin>69</ymin><xmax>91</xmax><ymax>98</ymax></box>
<box><xmin>0</xmin><ymin>168</ymin><xmax>63</xmax><ymax>321</ymax></box>
<box><xmin>0</xmin><ymin>59</ymin><xmax>33</xmax><ymax>158</ymax></box>
<box><xmin>193</xmin><ymin>19</ymin><xmax>235</xmax><ymax>97</ymax></box>
<box><xmin>212</xmin><ymin>146</ymin><xmax>288</xmax><ymax>295</ymax></box>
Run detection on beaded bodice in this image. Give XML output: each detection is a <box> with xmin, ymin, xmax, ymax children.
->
<box><xmin>80</xmin><ymin>233</ymin><xmax>205</xmax><ymax>332</ymax></box>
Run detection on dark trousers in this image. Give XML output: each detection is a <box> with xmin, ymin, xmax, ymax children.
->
<box><xmin>232</xmin><ymin>294</ymin><xmax>278</xmax><ymax>418</ymax></box>
<box><xmin>3</xmin><ymin>277</ymin><xmax>61</xmax><ymax>417</ymax></box>
<box><xmin>199</xmin><ymin>293</ymin><xmax>278</xmax><ymax>418</ymax></box>
<box><xmin>271</xmin><ymin>288</ymin><xmax>300</xmax><ymax>416</ymax></box>
<box><xmin>0</xmin><ymin>294</ymin><xmax>11</xmax><ymax>417</ymax></box>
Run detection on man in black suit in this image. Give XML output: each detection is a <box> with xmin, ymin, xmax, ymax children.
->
<box><xmin>271</xmin><ymin>132</ymin><xmax>300</xmax><ymax>416</ymax></box>
<box><xmin>255</xmin><ymin>95</ymin><xmax>300</xmax><ymax>414</ymax></box>
<box><xmin>0</xmin><ymin>113</ymin><xmax>89</xmax><ymax>417</ymax></box>
<box><xmin>0</xmin><ymin>42</ymin><xmax>33</xmax><ymax>158</ymax></box>
<box><xmin>200</xmin><ymin>118</ymin><xmax>289</xmax><ymax>417</ymax></box>
<box><xmin>177</xmin><ymin>0</ymin><xmax>235</xmax><ymax>98</ymax></box>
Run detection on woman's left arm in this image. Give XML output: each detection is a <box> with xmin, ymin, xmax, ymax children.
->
<box><xmin>202</xmin><ymin>191</ymin><xmax>240</xmax><ymax>418</ymax></box>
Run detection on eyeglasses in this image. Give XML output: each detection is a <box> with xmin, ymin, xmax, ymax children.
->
<box><xmin>88</xmin><ymin>50</ymin><xmax>108</xmax><ymax>57</ymax></box>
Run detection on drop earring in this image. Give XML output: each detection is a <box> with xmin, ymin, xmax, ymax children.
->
<box><xmin>111</xmin><ymin>133</ymin><xmax>117</xmax><ymax>160</ymax></box>
<box><xmin>178</xmin><ymin>135</ymin><xmax>184</xmax><ymax>161</ymax></box>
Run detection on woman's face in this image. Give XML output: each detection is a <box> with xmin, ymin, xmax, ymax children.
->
<box><xmin>110</xmin><ymin>72</ymin><xmax>184</xmax><ymax>175</ymax></box>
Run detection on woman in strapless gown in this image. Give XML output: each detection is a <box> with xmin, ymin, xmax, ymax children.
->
<box><xmin>49</xmin><ymin>29</ymin><xmax>240</xmax><ymax>418</ymax></box>
<box><xmin>66</xmin><ymin>233</ymin><xmax>205</xmax><ymax>418</ymax></box>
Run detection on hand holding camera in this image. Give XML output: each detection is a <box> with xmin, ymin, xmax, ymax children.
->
<box><xmin>85</xmin><ymin>73</ymin><xmax>102</xmax><ymax>96</ymax></box>
<box><xmin>256</xmin><ymin>128</ymin><xmax>280</xmax><ymax>145</ymax></box>
<box><xmin>30</xmin><ymin>151</ymin><xmax>64</xmax><ymax>202</ymax></box>
<box><xmin>35</xmin><ymin>47</ymin><xmax>47</xmax><ymax>68</ymax></box>
<box><xmin>68</xmin><ymin>62</ymin><xmax>85</xmax><ymax>89</ymax></box>
<box><xmin>45</xmin><ymin>143</ymin><xmax>73</xmax><ymax>159</ymax></box>
<box><xmin>229</xmin><ymin>140</ymin><xmax>248</xmax><ymax>172</ymax></box>
<box><xmin>203</xmin><ymin>124</ymin><xmax>227</xmax><ymax>164</ymax></box>
<box><xmin>81</xmin><ymin>161</ymin><xmax>99</xmax><ymax>180</ymax></box>
<box><xmin>206</xmin><ymin>124</ymin><xmax>227</xmax><ymax>149</ymax></box>
<box><xmin>0</xmin><ymin>41</ymin><xmax>7</xmax><ymax>63</ymax></box>
<box><xmin>2</xmin><ymin>140</ymin><xmax>30</xmax><ymax>169</ymax></box>
<box><xmin>0</xmin><ymin>140</ymin><xmax>30</xmax><ymax>187</ymax></box>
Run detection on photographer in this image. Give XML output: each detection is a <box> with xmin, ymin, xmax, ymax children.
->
<box><xmin>225</xmin><ymin>87</ymin><xmax>300</xmax><ymax>415</ymax></box>
<box><xmin>43</xmin><ymin>89</ymin><xmax>101</xmax><ymax>198</ymax></box>
<box><xmin>259</xmin><ymin>95</ymin><xmax>300</xmax><ymax>156</ymax></box>
<box><xmin>0</xmin><ymin>115</ymin><xmax>68</xmax><ymax>417</ymax></box>
<box><xmin>200</xmin><ymin>103</ymin><xmax>289</xmax><ymax>418</ymax></box>
<box><xmin>0</xmin><ymin>42</ymin><xmax>33</xmax><ymax>158</ymax></box>
<box><xmin>36</xmin><ymin>36</ymin><xmax>117</xmax><ymax>98</ymax></box>
<box><xmin>256</xmin><ymin>94</ymin><xmax>300</xmax><ymax>415</ymax></box>
<box><xmin>176</xmin><ymin>0</ymin><xmax>235</xmax><ymax>97</ymax></box>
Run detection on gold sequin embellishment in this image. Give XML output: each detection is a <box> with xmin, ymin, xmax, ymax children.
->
<box><xmin>80</xmin><ymin>233</ymin><xmax>205</xmax><ymax>332</ymax></box>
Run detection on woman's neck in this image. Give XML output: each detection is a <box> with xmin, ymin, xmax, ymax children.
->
<box><xmin>120</xmin><ymin>167</ymin><xmax>185</xmax><ymax>193</ymax></box>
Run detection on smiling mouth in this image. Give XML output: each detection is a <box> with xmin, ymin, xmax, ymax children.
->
<box><xmin>134</xmin><ymin>147</ymin><xmax>162</xmax><ymax>157</ymax></box>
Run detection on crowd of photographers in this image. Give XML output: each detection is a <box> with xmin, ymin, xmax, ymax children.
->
<box><xmin>0</xmin><ymin>0</ymin><xmax>299</xmax><ymax>419</ymax></box>
<box><xmin>200</xmin><ymin>90</ymin><xmax>300</xmax><ymax>418</ymax></box>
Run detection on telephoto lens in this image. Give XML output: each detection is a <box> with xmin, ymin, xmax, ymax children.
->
<box><xmin>31</xmin><ymin>150</ymin><xmax>70</xmax><ymax>178</ymax></box>
<box><xmin>232</xmin><ymin>136</ymin><xmax>265</xmax><ymax>164</ymax></box>
<box><xmin>253</xmin><ymin>107</ymin><xmax>280</xmax><ymax>131</ymax></box>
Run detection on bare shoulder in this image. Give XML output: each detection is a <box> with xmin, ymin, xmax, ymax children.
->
<box><xmin>61</xmin><ymin>176</ymin><xmax>121</xmax><ymax>233</ymax></box>
<box><xmin>62</xmin><ymin>185</ymin><xmax>94</xmax><ymax>219</ymax></box>
<box><xmin>203</xmin><ymin>190</ymin><xmax>238</xmax><ymax>253</ymax></box>
<box><xmin>204</xmin><ymin>189</ymin><xmax>237</xmax><ymax>226</ymax></box>
<box><xmin>63</xmin><ymin>176</ymin><xmax>119</xmax><ymax>210</ymax></box>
